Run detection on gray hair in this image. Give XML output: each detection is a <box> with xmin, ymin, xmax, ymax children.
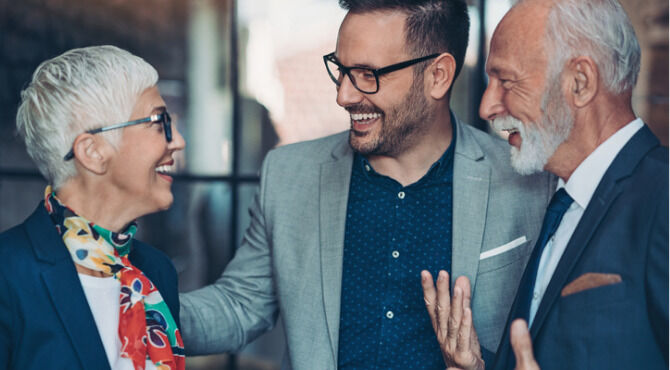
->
<box><xmin>543</xmin><ymin>0</ymin><xmax>640</xmax><ymax>94</ymax></box>
<box><xmin>16</xmin><ymin>45</ymin><xmax>158</xmax><ymax>190</ymax></box>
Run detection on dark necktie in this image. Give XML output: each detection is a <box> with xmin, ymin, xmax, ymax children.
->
<box><xmin>514</xmin><ymin>188</ymin><xmax>574</xmax><ymax>324</ymax></box>
<box><xmin>503</xmin><ymin>188</ymin><xmax>573</xmax><ymax>370</ymax></box>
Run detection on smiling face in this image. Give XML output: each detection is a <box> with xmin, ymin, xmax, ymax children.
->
<box><xmin>335</xmin><ymin>10</ymin><xmax>433</xmax><ymax>157</ymax></box>
<box><xmin>480</xmin><ymin>1</ymin><xmax>574</xmax><ymax>174</ymax></box>
<box><xmin>106</xmin><ymin>86</ymin><xmax>185</xmax><ymax>214</ymax></box>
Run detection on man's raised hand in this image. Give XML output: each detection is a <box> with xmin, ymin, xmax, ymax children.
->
<box><xmin>421</xmin><ymin>270</ymin><xmax>484</xmax><ymax>370</ymax></box>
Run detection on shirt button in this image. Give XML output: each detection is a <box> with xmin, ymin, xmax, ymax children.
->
<box><xmin>392</xmin><ymin>251</ymin><xmax>400</xmax><ymax>258</ymax></box>
<box><xmin>398</xmin><ymin>191</ymin><xmax>405</xmax><ymax>199</ymax></box>
<box><xmin>365</xmin><ymin>164</ymin><xmax>371</xmax><ymax>172</ymax></box>
<box><xmin>386</xmin><ymin>311</ymin><xmax>394</xmax><ymax>319</ymax></box>
<box><xmin>533</xmin><ymin>291</ymin><xmax>539</xmax><ymax>300</ymax></box>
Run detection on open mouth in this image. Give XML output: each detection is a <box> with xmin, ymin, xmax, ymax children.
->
<box><xmin>502</xmin><ymin>128</ymin><xmax>519</xmax><ymax>135</ymax></box>
<box><xmin>350</xmin><ymin>112</ymin><xmax>382</xmax><ymax>133</ymax></box>
<box><xmin>155</xmin><ymin>161</ymin><xmax>176</xmax><ymax>182</ymax></box>
<box><xmin>350</xmin><ymin>112</ymin><xmax>382</xmax><ymax>124</ymax></box>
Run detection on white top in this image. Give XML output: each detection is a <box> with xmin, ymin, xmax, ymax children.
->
<box><xmin>528</xmin><ymin>118</ymin><xmax>644</xmax><ymax>326</ymax></box>
<box><xmin>78</xmin><ymin>273</ymin><xmax>157</xmax><ymax>370</ymax></box>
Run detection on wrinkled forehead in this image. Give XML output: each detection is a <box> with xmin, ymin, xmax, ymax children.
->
<box><xmin>486</xmin><ymin>2</ymin><xmax>551</xmax><ymax>74</ymax></box>
<box><xmin>335</xmin><ymin>10</ymin><xmax>411</xmax><ymax>66</ymax></box>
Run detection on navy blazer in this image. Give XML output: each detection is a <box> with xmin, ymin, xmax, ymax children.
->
<box><xmin>0</xmin><ymin>203</ymin><xmax>181</xmax><ymax>370</ymax></box>
<box><xmin>493</xmin><ymin>125</ymin><xmax>668</xmax><ymax>370</ymax></box>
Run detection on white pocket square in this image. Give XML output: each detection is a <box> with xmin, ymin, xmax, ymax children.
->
<box><xmin>479</xmin><ymin>236</ymin><xmax>527</xmax><ymax>260</ymax></box>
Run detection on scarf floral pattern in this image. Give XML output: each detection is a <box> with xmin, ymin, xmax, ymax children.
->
<box><xmin>44</xmin><ymin>186</ymin><xmax>185</xmax><ymax>370</ymax></box>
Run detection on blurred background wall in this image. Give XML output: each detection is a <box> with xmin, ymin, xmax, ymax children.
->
<box><xmin>0</xmin><ymin>0</ymin><xmax>667</xmax><ymax>369</ymax></box>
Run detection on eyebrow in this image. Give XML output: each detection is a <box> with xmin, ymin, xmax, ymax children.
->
<box><xmin>486</xmin><ymin>66</ymin><xmax>503</xmax><ymax>76</ymax></box>
<box><xmin>152</xmin><ymin>106</ymin><xmax>167</xmax><ymax>114</ymax></box>
<box><xmin>333</xmin><ymin>54</ymin><xmax>378</xmax><ymax>70</ymax></box>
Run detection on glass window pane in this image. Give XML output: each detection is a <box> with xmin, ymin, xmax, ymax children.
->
<box><xmin>0</xmin><ymin>178</ymin><xmax>48</xmax><ymax>232</ymax></box>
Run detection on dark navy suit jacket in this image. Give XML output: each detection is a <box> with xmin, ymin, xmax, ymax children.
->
<box><xmin>0</xmin><ymin>203</ymin><xmax>181</xmax><ymax>370</ymax></box>
<box><xmin>492</xmin><ymin>125</ymin><xmax>668</xmax><ymax>370</ymax></box>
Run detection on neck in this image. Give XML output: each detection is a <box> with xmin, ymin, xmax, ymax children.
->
<box><xmin>546</xmin><ymin>94</ymin><xmax>635</xmax><ymax>181</ymax></box>
<box><xmin>56</xmin><ymin>177</ymin><xmax>139</xmax><ymax>233</ymax></box>
<box><xmin>367</xmin><ymin>109</ymin><xmax>453</xmax><ymax>186</ymax></box>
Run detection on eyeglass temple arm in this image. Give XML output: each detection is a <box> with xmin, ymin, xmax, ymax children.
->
<box><xmin>87</xmin><ymin>115</ymin><xmax>158</xmax><ymax>134</ymax></box>
<box><xmin>64</xmin><ymin>114</ymin><xmax>162</xmax><ymax>160</ymax></box>
<box><xmin>376</xmin><ymin>53</ymin><xmax>440</xmax><ymax>75</ymax></box>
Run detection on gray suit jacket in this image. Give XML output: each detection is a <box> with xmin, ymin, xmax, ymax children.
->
<box><xmin>180</xmin><ymin>119</ymin><xmax>554</xmax><ymax>369</ymax></box>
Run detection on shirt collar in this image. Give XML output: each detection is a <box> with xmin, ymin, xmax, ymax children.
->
<box><xmin>558</xmin><ymin>118</ymin><xmax>644</xmax><ymax>209</ymax></box>
<box><xmin>356</xmin><ymin>121</ymin><xmax>457</xmax><ymax>183</ymax></box>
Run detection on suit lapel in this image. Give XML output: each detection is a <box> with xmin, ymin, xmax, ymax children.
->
<box><xmin>529</xmin><ymin>125</ymin><xmax>660</xmax><ymax>338</ymax></box>
<box><xmin>319</xmin><ymin>136</ymin><xmax>354</xmax><ymax>364</ymax></box>
<box><xmin>25</xmin><ymin>205</ymin><xmax>110</xmax><ymax>369</ymax></box>
<box><xmin>451</xmin><ymin>120</ymin><xmax>490</xmax><ymax>291</ymax></box>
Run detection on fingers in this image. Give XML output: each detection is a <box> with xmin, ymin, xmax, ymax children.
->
<box><xmin>455</xmin><ymin>275</ymin><xmax>472</xmax><ymax>303</ymax></box>
<box><xmin>447</xmin><ymin>280</ymin><xmax>463</xmax><ymax>350</ymax></box>
<box><xmin>421</xmin><ymin>270</ymin><xmax>438</xmax><ymax>333</ymax></box>
<box><xmin>436</xmin><ymin>270</ymin><xmax>451</xmax><ymax>341</ymax></box>
<box><xmin>454</xmin><ymin>276</ymin><xmax>481</xmax><ymax>357</ymax></box>
<box><xmin>510</xmin><ymin>319</ymin><xmax>540</xmax><ymax>370</ymax></box>
<box><xmin>456</xmin><ymin>306</ymin><xmax>472</xmax><ymax>353</ymax></box>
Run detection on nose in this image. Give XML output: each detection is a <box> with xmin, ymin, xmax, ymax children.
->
<box><xmin>336</xmin><ymin>74</ymin><xmax>364</xmax><ymax>108</ymax></box>
<box><xmin>479</xmin><ymin>80</ymin><xmax>505</xmax><ymax>121</ymax></box>
<box><xmin>168</xmin><ymin>124</ymin><xmax>186</xmax><ymax>151</ymax></box>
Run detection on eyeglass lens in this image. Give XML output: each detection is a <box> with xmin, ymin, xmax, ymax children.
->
<box><xmin>161</xmin><ymin>112</ymin><xmax>173</xmax><ymax>143</ymax></box>
<box><xmin>325</xmin><ymin>58</ymin><xmax>378</xmax><ymax>94</ymax></box>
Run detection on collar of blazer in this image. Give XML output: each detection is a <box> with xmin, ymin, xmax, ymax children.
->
<box><xmin>22</xmin><ymin>203</ymin><xmax>112</xmax><ymax>369</ymax></box>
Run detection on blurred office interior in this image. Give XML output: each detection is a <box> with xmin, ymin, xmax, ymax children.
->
<box><xmin>0</xmin><ymin>0</ymin><xmax>666</xmax><ymax>368</ymax></box>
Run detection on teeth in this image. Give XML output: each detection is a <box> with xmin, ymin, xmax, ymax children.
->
<box><xmin>155</xmin><ymin>164</ymin><xmax>174</xmax><ymax>174</ymax></box>
<box><xmin>504</xmin><ymin>128</ymin><xmax>519</xmax><ymax>134</ymax></box>
<box><xmin>351</xmin><ymin>112</ymin><xmax>381</xmax><ymax>122</ymax></box>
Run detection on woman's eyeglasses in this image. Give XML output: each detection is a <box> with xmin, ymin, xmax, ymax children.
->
<box><xmin>63</xmin><ymin>112</ymin><xmax>172</xmax><ymax>161</ymax></box>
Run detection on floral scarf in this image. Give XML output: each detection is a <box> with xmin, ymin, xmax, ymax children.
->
<box><xmin>44</xmin><ymin>186</ymin><xmax>185</xmax><ymax>370</ymax></box>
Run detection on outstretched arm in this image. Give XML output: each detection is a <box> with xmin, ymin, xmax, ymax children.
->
<box><xmin>180</xmin><ymin>155</ymin><xmax>279</xmax><ymax>355</ymax></box>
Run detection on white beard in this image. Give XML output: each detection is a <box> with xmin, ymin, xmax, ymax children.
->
<box><xmin>492</xmin><ymin>85</ymin><xmax>574</xmax><ymax>175</ymax></box>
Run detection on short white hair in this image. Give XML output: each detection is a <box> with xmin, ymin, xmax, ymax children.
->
<box><xmin>16</xmin><ymin>45</ymin><xmax>158</xmax><ymax>190</ymax></box>
<box><xmin>544</xmin><ymin>0</ymin><xmax>641</xmax><ymax>94</ymax></box>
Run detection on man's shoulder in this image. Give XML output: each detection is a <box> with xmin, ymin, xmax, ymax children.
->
<box><xmin>457</xmin><ymin>122</ymin><xmax>547</xmax><ymax>180</ymax></box>
<box><xmin>263</xmin><ymin>131</ymin><xmax>350</xmax><ymax>169</ymax></box>
<box><xmin>642</xmin><ymin>144</ymin><xmax>669</xmax><ymax>172</ymax></box>
<box><xmin>458</xmin><ymin>122</ymin><xmax>509</xmax><ymax>156</ymax></box>
<box><xmin>269</xmin><ymin>131</ymin><xmax>348</xmax><ymax>158</ymax></box>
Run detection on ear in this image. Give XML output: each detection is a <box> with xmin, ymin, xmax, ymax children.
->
<box><xmin>565</xmin><ymin>56</ymin><xmax>598</xmax><ymax>108</ymax></box>
<box><xmin>71</xmin><ymin>134</ymin><xmax>113</xmax><ymax>175</ymax></box>
<box><xmin>426</xmin><ymin>52</ymin><xmax>456</xmax><ymax>100</ymax></box>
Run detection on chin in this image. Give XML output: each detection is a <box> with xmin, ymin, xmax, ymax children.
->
<box><xmin>158</xmin><ymin>195</ymin><xmax>174</xmax><ymax>211</ymax></box>
<box><xmin>510</xmin><ymin>147</ymin><xmax>547</xmax><ymax>175</ymax></box>
<box><xmin>146</xmin><ymin>192</ymin><xmax>174</xmax><ymax>214</ymax></box>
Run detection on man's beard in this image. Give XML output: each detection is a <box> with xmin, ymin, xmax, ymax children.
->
<box><xmin>348</xmin><ymin>75</ymin><xmax>432</xmax><ymax>156</ymax></box>
<box><xmin>493</xmin><ymin>76</ymin><xmax>574</xmax><ymax>175</ymax></box>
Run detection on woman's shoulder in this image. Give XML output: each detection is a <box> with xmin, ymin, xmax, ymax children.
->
<box><xmin>0</xmin><ymin>214</ymin><xmax>42</xmax><ymax>264</ymax></box>
<box><xmin>129</xmin><ymin>240</ymin><xmax>176</xmax><ymax>274</ymax></box>
<box><xmin>128</xmin><ymin>240</ymin><xmax>178</xmax><ymax>291</ymax></box>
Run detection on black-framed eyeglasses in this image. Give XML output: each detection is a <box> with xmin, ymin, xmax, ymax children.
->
<box><xmin>323</xmin><ymin>52</ymin><xmax>440</xmax><ymax>94</ymax></box>
<box><xmin>63</xmin><ymin>111</ymin><xmax>172</xmax><ymax>161</ymax></box>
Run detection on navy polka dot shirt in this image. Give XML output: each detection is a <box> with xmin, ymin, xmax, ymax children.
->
<box><xmin>337</xmin><ymin>131</ymin><xmax>456</xmax><ymax>370</ymax></box>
